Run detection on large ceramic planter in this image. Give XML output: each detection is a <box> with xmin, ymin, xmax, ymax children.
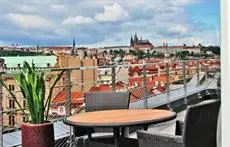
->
<box><xmin>22</xmin><ymin>122</ymin><xmax>55</xmax><ymax>147</ymax></box>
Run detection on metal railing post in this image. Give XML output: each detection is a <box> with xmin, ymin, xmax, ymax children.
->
<box><xmin>166</xmin><ymin>63</ymin><xmax>171</xmax><ymax>109</ymax></box>
<box><xmin>205</xmin><ymin>62</ymin><xmax>208</xmax><ymax>81</ymax></box>
<box><xmin>196</xmin><ymin>60</ymin><xmax>200</xmax><ymax>86</ymax></box>
<box><xmin>111</xmin><ymin>66</ymin><xmax>116</xmax><ymax>91</ymax></box>
<box><xmin>183</xmin><ymin>61</ymin><xmax>188</xmax><ymax>105</ymax></box>
<box><xmin>65</xmin><ymin>69</ymin><xmax>72</xmax><ymax>116</ymax></box>
<box><xmin>0</xmin><ymin>74</ymin><xmax>3</xmax><ymax>147</ymax></box>
<box><xmin>196</xmin><ymin>60</ymin><xmax>202</xmax><ymax>99</ymax></box>
<box><xmin>65</xmin><ymin>69</ymin><xmax>73</xmax><ymax>147</ymax></box>
<box><xmin>142</xmin><ymin>63</ymin><xmax>148</xmax><ymax>108</ymax></box>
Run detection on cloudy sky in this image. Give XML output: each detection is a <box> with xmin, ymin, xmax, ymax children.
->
<box><xmin>0</xmin><ymin>0</ymin><xmax>220</xmax><ymax>47</ymax></box>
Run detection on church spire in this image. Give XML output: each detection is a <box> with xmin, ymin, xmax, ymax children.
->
<box><xmin>134</xmin><ymin>32</ymin><xmax>138</xmax><ymax>43</ymax></box>
<box><xmin>130</xmin><ymin>35</ymin><xmax>134</xmax><ymax>47</ymax></box>
<box><xmin>71</xmin><ymin>37</ymin><xmax>76</xmax><ymax>56</ymax></box>
<box><xmin>73</xmin><ymin>37</ymin><xmax>75</xmax><ymax>48</ymax></box>
<box><xmin>36</xmin><ymin>44</ymin><xmax>39</xmax><ymax>53</ymax></box>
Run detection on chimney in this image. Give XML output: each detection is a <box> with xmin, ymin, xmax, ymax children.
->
<box><xmin>3</xmin><ymin>64</ymin><xmax>7</xmax><ymax>70</ymax></box>
<box><xmin>17</xmin><ymin>64</ymin><xmax>21</xmax><ymax>69</ymax></box>
<box><xmin>47</xmin><ymin>63</ymin><xmax>51</xmax><ymax>67</ymax></box>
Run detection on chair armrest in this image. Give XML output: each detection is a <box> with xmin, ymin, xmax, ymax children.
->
<box><xmin>73</xmin><ymin>126</ymin><xmax>88</xmax><ymax>137</ymax></box>
<box><xmin>137</xmin><ymin>130</ymin><xmax>184</xmax><ymax>147</ymax></box>
<box><xmin>175</xmin><ymin>120</ymin><xmax>184</xmax><ymax>135</ymax></box>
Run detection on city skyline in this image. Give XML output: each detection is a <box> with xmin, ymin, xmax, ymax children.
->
<box><xmin>0</xmin><ymin>0</ymin><xmax>220</xmax><ymax>47</ymax></box>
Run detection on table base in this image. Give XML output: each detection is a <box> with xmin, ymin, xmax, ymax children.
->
<box><xmin>88</xmin><ymin>137</ymin><xmax>138</xmax><ymax>147</ymax></box>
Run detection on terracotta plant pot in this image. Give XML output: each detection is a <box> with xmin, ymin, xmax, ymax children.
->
<box><xmin>22</xmin><ymin>122</ymin><xmax>55</xmax><ymax>147</ymax></box>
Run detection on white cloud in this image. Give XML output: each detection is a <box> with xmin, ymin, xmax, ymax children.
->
<box><xmin>6</xmin><ymin>13</ymin><xmax>53</xmax><ymax>29</ymax></box>
<box><xmin>0</xmin><ymin>0</ymin><xmax>219</xmax><ymax>46</ymax></box>
<box><xmin>17</xmin><ymin>4</ymin><xmax>36</xmax><ymax>13</ymax></box>
<box><xmin>50</xmin><ymin>4</ymin><xmax>66</xmax><ymax>12</ymax></box>
<box><xmin>62</xmin><ymin>16</ymin><xmax>95</xmax><ymax>25</ymax></box>
<box><xmin>168</xmin><ymin>25</ymin><xmax>188</xmax><ymax>34</ymax></box>
<box><xmin>54</xmin><ymin>28</ymin><xmax>70</xmax><ymax>36</ymax></box>
<box><xmin>95</xmin><ymin>3</ymin><xmax>129</xmax><ymax>22</ymax></box>
<box><xmin>171</xmin><ymin>0</ymin><xmax>200</xmax><ymax>6</ymax></box>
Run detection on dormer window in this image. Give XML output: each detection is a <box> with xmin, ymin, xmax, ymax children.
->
<box><xmin>134</xmin><ymin>72</ymin><xmax>139</xmax><ymax>77</ymax></box>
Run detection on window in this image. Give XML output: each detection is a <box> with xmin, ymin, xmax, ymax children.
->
<box><xmin>23</xmin><ymin>115</ymin><xmax>28</xmax><ymax>122</ymax></box>
<box><xmin>8</xmin><ymin>84</ymin><xmax>15</xmax><ymax>91</ymax></box>
<box><xmin>23</xmin><ymin>100</ymin><xmax>26</xmax><ymax>108</ymax></box>
<box><xmin>134</xmin><ymin>72</ymin><xmax>139</xmax><ymax>77</ymax></box>
<box><xmin>9</xmin><ymin>85</ymin><xmax>15</xmax><ymax>91</ymax></box>
<box><xmin>9</xmin><ymin>115</ymin><xmax>15</xmax><ymax>126</ymax></box>
<box><xmin>59</xmin><ymin>106</ymin><xmax>65</xmax><ymax>113</ymax></box>
<box><xmin>9</xmin><ymin>99</ymin><xmax>15</xmax><ymax>109</ymax></box>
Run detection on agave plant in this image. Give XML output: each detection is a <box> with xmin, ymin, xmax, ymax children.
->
<box><xmin>0</xmin><ymin>61</ymin><xmax>64</xmax><ymax>124</ymax></box>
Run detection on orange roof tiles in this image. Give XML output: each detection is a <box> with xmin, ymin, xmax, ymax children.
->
<box><xmin>89</xmin><ymin>84</ymin><xmax>112</xmax><ymax>92</ymax></box>
<box><xmin>52</xmin><ymin>91</ymin><xmax>84</xmax><ymax>104</ymax></box>
<box><xmin>129</xmin><ymin>75</ymin><xmax>167</xmax><ymax>87</ymax></box>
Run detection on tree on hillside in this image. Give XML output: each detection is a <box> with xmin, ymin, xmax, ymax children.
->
<box><xmin>201</xmin><ymin>46</ymin><xmax>220</xmax><ymax>55</ymax></box>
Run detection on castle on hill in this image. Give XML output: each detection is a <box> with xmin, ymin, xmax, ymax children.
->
<box><xmin>130</xmin><ymin>33</ymin><xmax>153</xmax><ymax>50</ymax></box>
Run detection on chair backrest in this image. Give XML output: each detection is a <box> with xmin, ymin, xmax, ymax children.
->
<box><xmin>85</xmin><ymin>91</ymin><xmax>131</xmax><ymax>112</ymax></box>
<box><xmin>203</xmin><ymin>93</ymin><xmax>220</xmax><ymax>100</ymax></box>
<box><xmin>183</xmin><ymin>99</ymin><xmax>220</xmax><ymax>147</ymax></box>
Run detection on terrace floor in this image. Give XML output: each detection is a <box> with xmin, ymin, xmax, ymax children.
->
<box><xmin>129</xmin><ymin>110</ymin><xmax>186</xmax><ymax>139</ymax></box>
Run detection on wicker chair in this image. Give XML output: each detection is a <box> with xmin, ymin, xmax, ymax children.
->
<box><xmin>137</xmin><ymin>99</ymin><xmax>221</xmax><ymax>147</ymax></box>
<box><xmin>85</xmin><ymin>91</ymin><xmax>131</xmax><ymax>112</ymax></box>
<box><xmin>73</xmin><ymin>91</ymin><xmax>131</xmax><ymax>147</ymax></box>
<box><xmin>203</xmin><ymin>93</ymin><xmax>220</xmax><ymax>100</ymax></box>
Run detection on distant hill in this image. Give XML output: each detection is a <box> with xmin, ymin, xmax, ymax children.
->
<box><xmin>0</xmin><ymin>49</ymin><xmax>47</xmax><ymax>56</ymax></box>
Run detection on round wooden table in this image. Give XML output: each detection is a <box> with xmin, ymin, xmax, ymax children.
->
<box><xmin>64</xmin><ymin>109</ymin><xmax>176</xmax><ymax>147</ymax></box>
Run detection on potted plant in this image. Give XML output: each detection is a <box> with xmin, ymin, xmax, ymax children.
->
<box><xmin>0</xmin><ymin>61</ymin><xmax>64</xmax><ymax>147</ymax></box>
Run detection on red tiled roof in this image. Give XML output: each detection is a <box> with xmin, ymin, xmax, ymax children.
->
<box><xmin>154</xmin><ymin>75</ymin><xmax>167</xmax><ymax>81</ymax></box>
<box><xmin>146</xmin><ymin>65</ymin><xmax>158</xmax><ymax>71</ymax></box>
<box><xmin>129</xmin><ymin>75</ymin><xmax>167</xmax><ymax>87</ymax></box>
<box><xmin>116</xmin><ymin>81</ymin><xmax>125</xmax><ymax>89</ymax></box>
<box><xmin>159</xmin><ymin>64</ymin><xmax>166</xmax><ymax>69</ymax></box>
<box><xmin>129</xmin><ymin>77</ymin><xmax>143</xmax><ymax>86</ymax></box>
<box><xmin>130</xmin><ymin>87</ymin><xmax>144</xmax><ymax>101</ymax></box>
<box><xmin>52</xmin><ymin>91</ymin><xmax>84</xmax><ymax>104</ymax></box>
<box><xmin>171</xmin><ymin>63</ymin><xmax>177</xmax><ymax>68</ymax></box>
<box><xmin>89</xmin><ymin>82</ymin><xmax>126</xmax><ymax>92</ymax></box>
<box><xmin>130</xmin><ymin>85</ymin><xmax>166</xmax><ymax>102</ymax></box>
<box><xmin>89</xmin><ymin>84</ymin><xmax>112</xmax><ymax>92</ymax></box>
<box><xmin>156</xmin><ymin>86</ymin><xmax>166</xmax><ymax>92</ymax></box>
<box><xmin>129</xmin><ymin>66</ymin><xmax>142</xmax><ymax>77</ymax></box>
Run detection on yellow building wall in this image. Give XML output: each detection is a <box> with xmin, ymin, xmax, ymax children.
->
<box><xmin>56</xmin><ymin>54</ymin><xmax>97</xmax><ymax>92</ymax></box>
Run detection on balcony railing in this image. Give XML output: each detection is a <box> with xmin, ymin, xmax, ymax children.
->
<box><xmin>0</xmin><ymin>58</ymin><xmax>220</xmax><ymax>146</ymax></box>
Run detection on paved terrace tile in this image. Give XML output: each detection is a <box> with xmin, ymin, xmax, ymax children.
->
<box><xmin>129</xmin><ymin>110</ymin><xmax>186</xmax><ymax>138</ymax></box>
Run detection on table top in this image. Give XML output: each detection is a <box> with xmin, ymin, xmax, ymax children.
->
<box><xmin>64</xmin><ymin>109</ymin><xmax>176</xmax><ymax>128</ymax></box>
